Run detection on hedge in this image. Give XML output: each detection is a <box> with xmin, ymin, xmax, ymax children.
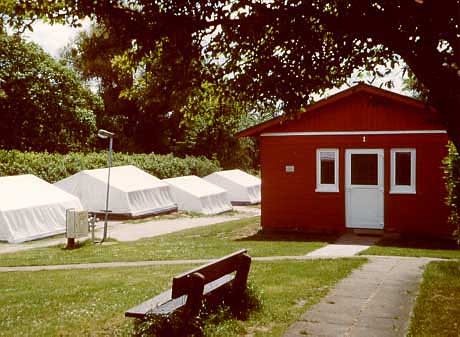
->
<box><xmin>0</xmin><ymin>150</ymin><xmax>221</xmax><ymax>183</ymax></box>
<box><xmin>443</xmin><ymin>142</ymin><xmax>460</xmax><ymax>244</ymax></box>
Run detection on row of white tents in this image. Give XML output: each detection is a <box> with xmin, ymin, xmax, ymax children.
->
<box><xmin>55</xmin><ymin>166</ymin><xmax>178</xmax><ymax>218</ymax></box>
<box><xmin>0</xmin><ymin>166</ymin><xmax>261</xmax><ymax>243</ymax></box>
<box><xmin>0</xmin><ymin>175</ymin><xmax>83</xmax><ymax>244</ymax></box>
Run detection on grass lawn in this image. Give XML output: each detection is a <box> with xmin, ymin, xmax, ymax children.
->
<box><xmin>0</xmin><ymin>217</ymin><xmax>329</xmax><ymax>267</ymax></box>
<box><xmin>360</xmin><ymin>236</ymin><xmax>460</xmax><ymax>259</ymax></box>
<box><xmin>0</xmin><ymin>258</ymin><xmax>365</xmax><ymax>337</ymax></box>
<box><xmin>408</xmin><ymin>261</ymin><xmax>460</xmax><ymax>337</ymax></box>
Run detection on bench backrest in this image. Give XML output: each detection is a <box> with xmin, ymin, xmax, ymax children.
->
<box><xmin>171</xmin><ymin>249</ymin><xmax>248</xmax><ymax>298</ymax></box>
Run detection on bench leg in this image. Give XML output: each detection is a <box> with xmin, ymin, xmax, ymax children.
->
<box><xmin>184</xmin><ymin>272</ymin><xmax>205</xmax><ymax>316</ymax></box>
<box><xmin>233</xmin><ymin>253</ymin><xmax>251</xmax><ymax>297</ymax></box>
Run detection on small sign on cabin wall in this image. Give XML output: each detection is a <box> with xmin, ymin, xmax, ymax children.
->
<box><xmin>285</xmin><ymin>165</ymin><xmax>295</xmax><ymax>173</ymax></box>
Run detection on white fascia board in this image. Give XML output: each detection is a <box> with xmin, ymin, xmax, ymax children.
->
<box><xmin>261</xmin><ymin>130</ymin><xmax>447</xmax><ymax>137</ymax></box>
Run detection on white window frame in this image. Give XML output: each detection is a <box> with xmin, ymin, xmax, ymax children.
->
<box><xmin>390</xmin><ymin>148</ymin><xmax>416</xmax><ymax>194</ymax></box>
<box><xmin>316</xmin><ymin>149</ymin><xmax>339</xmax><ymax>192</ymax></box>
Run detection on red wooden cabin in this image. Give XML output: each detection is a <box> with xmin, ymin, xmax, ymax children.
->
<box><xmin>238</xmin><ymin>84</ymin><xmax>454</xmax><ymax>237</ymax></box>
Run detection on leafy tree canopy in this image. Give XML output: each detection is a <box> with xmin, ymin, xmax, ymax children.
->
<box><xmin>62</xmin><ymin>22</ymin><xmax>265</xmax><ymax>169</ymax></box>
<box><xmin>62</xmin><ymin>21</ymin><xmax>213</xmax><ymax>154</ymax></box>
<box><xmin>7</xmin><ymin>1</ymin><xmax>459</xmax><ymax>144</ymax></box>
<box><xmin>176</xmin><ymin>81</ymin><xmax>275</xmax><ymax>168</ymax></box>
<box><xmin>0</xmin><ymin>32</ymin><xmax>102</xmax><ymax>152</ymax></box>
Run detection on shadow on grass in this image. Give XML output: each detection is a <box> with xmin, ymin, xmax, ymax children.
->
<box><xmin>236</xmin><ymin>230</ymin><xmax>341</xmax><ymax>244</ymax></box>
<box><xmin>236</xmin><ymin>228</ymin><xmax>460</xmax><ymax>251</ymax></box>
<box><xmin>373</xmin><ymin>235</ymin><xmax>459</xmax><ymax>250</ymax></box>
<box><xmin>132</xmin><ymin>283</ymin><xmax>262</xmax><ymax>337</ymax></box>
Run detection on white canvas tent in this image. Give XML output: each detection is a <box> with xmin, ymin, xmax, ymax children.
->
<box><xmin>54</xmin><ymin>165</ymin><xmax>176</xmax><ymax>217</ymax></box>
<box><xmin>0</xmin><ymin>174</ymin><xmax>83</xmax><ymax>243</ymax></box>
<box><xmin>204</xmin><ymin>169</ymin><xmax>261</xmax><ymax>205</ymax></box>
<box><xmin>163</xmin><ymin>175</ymin><xmax>232</xmax><ymax>215</ymax></box>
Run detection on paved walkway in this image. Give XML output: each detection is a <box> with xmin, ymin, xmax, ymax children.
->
<box><xmin>306</xmin><ymin>233</ymin><xmax>381</xmax><ymax>257</ymax></box>
<box><xmin>107</xmin><ymin>206</ymin><xmax>259</xmax><ymax>241</ymax></box>
<box><xmin>283</xmin><ymin>256</ymin><xmax>431</xmax><ymax>337</ymax></box>
<box><xmin>0</xmin><ymin>254</ymin><xmax>386</xmax><ymax>273</ymax></box>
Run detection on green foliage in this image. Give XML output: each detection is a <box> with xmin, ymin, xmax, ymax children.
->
<box><xmin>0</xmin><ymin>33</ymin><xmax>101</xmax><ymax>152</ymax></box>
<box><xmin>60</xmin><ymin>23</ymin><xmax>138</xmax><ymax>150</ymax></box>
<box><xmin>402</xmin><ymin>69</ymin><xmax>430</xmax><ymax>102</ymax></box>
<box><xmin>177</xmin><ymin>82</ymin><xmax>268</xmax><ymax>170</ymax></box>
<box><xmin>133</xmin><ymin>311</ymin><xmax>202</xmax><ymax>337</ymax></box>
<box><xmin>63</xmin><ymin>22</ymin><xmax>263</xmax><ymax>169</ymax></box>
<box><xmin>0</xmin><ymin>150</ymin><xmax>221</xmax><ymax>183</ymax></box>
<box><xmin>9</xmin><ymin>0</ymin><xmax>460</xmax><ymax>154</ymax></box>
<box><xmin>64</xmin><ymin>22</ymin><xmax>207</xmax><ymax>154</ymax></box>
<box><xmin>133</xmin><ymin>283</ymin><xmax>262</xmax><ymax>337</ymax></box>
<box><xmin>11</xmin><ymin>1</ymin><xmax>458</xmax><ymax>107</ymax></box>
<box><xmin>443</xmin><ymin>142</ymin><xmax>460</xmax><ymax>244</ymax></box>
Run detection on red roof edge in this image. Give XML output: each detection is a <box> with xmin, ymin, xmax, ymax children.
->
<box><xmin>236</xmin><ymin>83</ymin><xmax>434</xmax><ymax>138</ymax></box>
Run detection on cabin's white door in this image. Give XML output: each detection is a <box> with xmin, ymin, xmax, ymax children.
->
<box><xmin>345</xmin><ymin>149</ymin><xmax>384</xmax><ymax>229</ymax></box>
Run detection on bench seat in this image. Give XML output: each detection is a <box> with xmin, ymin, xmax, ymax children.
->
<box><xmin>126</xmin><ymin>274</ymin><xmax>235</xmax><ymax>318</ymax></box>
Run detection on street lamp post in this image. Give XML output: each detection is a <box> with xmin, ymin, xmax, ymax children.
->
<box><xmin>97</xmin><ymin>129</ymin><xmax>115</xmax><ymax>243</ymax></box>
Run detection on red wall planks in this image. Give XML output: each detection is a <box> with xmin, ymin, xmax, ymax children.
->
<box><xmin>254</xmin><ymin>86</ymin><xmax>453</xmax><ymax>237</ymax></box>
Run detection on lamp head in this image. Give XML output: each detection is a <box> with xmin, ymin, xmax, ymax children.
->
<box><xmin>97</xmin><ymin>129</ymin><xmax>115</xmax><ymax>139</ymax></box>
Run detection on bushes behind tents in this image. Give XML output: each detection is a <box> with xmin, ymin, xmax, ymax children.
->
<box><xmin>0</xmin><ymin>150</ymin><xmax>221</xmax><ymax>183</ymax></box>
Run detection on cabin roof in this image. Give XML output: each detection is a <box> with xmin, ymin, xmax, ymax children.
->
<box><xmin>237</xmin><ymin>83</ymin><xmax>434</xmax><ymax>137</ymax></box>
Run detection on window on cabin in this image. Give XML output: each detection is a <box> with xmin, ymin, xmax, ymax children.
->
<box><xmin>350</xmin><ymin>153</ymin><xmax>378</xmax><ymax>185</ymax></box>
<box><xmin>316</xmin><ymin>149</ymin><xmax>339</xmax><ymax>192</ymax></box>
<box><xmin>391</xmin><ymin>149</ymin><xmax>416</xmax><ymax>194</ymax></box>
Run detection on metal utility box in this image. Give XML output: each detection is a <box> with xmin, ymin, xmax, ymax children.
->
<box><xmin>66</xmin><ymin>209</ymin><xmax>89</xmax><ymax>239</ymax></box>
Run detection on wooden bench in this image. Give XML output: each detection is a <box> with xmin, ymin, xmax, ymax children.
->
<box><xmin>125</xmin><ymin>249</ymin><xmax>251</xmax><ymax>319</ymax></box>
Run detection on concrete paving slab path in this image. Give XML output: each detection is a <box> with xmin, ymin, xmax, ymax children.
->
<box><xmin>0</xmin><ymin>255</ymin><xmax>359</xmax><ymax>273</ymax></box>
<box><xmin>305</xmin><ymin>244</ymin><xmax>371</xmax><ymax>258</ymax></box>
<box><xmin>305</xmin><ymin>233</ymin><xmax>380</xmax><ymax>258</ymax></box>
<box><xmin>107</xmin><ymin>206</ymin><xmax>259</xmax><ymax>242</ymax></box>
<box><xmin>283</xmin><ymin>256</ymin><xmax>430</xmax><ymax>337</ymax></box>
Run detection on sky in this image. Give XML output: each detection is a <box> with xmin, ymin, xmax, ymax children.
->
<box><xmin>22</xmin><ymin>20</ymin><xmax>90</xmax><ymax>58</ymax></box>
